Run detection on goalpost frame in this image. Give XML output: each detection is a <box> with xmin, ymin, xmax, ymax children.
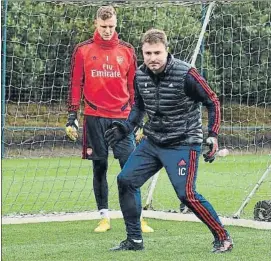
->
<box><xmin>233</xmin><ymin>164</ymin><xmax>271</xmax><ymax>218</ymax></box>
<box><xmin>1</xmin><ymin>0</ymin><xmax>8</xmax><ymax>159</ymax></box>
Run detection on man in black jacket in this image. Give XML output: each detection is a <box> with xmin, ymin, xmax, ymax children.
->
<box><xmin>105</xmin><ymin>28</ymin><xmax>233</xmax><ymax>253</ymax></box>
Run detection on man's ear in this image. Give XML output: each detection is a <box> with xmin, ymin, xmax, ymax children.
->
<box><xmin>94</xmin><ymin>19</ymin><xmax>97</xmax><ymax>27</ymax></box>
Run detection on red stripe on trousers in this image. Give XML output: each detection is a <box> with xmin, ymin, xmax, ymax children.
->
<box><xmin>186</xmin><ymin>150</ymin><xmax>225</xmax><ymax>240</ymax></box>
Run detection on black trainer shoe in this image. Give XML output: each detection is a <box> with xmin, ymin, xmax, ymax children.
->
<box><xmin>212</xmin><ymin>236</ymin><xmax>233</xmax><ymax>253</ymax></box>
<box><xmin>110</xmin><ymin>238</ymin><xmax>144</xmax><ymax>251</ymax></box>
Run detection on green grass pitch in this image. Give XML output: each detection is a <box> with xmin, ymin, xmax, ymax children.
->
<box><xmin>2</xmin><ymin>219</ymin><xmax>271</xmax><ymax>261</ymax></box>
<box><xmin>2</xmin><ymin>154</ymin><xmax>271</xmax><ymax>260</ymax></box>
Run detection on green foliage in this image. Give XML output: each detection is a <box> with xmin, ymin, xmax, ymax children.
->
<box><xmin>206</xmin><ymin>1</ymin><xmax>271</xmax><ymax>104</ymax></box>
<box><xmin>3</xmin><ymin>0</ymin><xmax>270</xmax><ymax>106</ymax></box>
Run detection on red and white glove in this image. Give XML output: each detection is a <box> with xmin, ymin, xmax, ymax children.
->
<box><xmin>203</xmin><ymin>137</ymin><xmax>218</xmax><ymax>163</ymax></box>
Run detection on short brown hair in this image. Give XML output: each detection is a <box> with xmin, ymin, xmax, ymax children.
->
<box><xmin>96</xmin><ymin>6</ymin><xmax>117</xmax><ymax>20</ymax></box>
<box><xmin>141</xmin><ymin>29</ymin><xmax>168</xmax><ymax>47</ymax></box>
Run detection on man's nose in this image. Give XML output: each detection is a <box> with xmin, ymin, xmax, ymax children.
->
<box><xmin>149</xmin><ymin>54</ymin><xmax>156</xmax><ymax>61</ymax></box>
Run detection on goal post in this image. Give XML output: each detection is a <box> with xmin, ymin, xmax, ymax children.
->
<box><xmin>233</xmin><ymin>164</ymin><xmax>271</xmax><ymax>219</ymax></box>
<box><xmin>190</xmin><ymin>1</ymin><xmax>215</xmax><ymax>67</ymax></box>
<box><xmin>1</xmin><ymin>0</ymin><xmax>271</xmax><ymax>226</ymax></box>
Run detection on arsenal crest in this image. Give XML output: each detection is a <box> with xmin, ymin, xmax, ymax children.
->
<box><xmin>116</xmin><ymin>56</ymin><xmax>124</xmax><ymax>64</ymax></box>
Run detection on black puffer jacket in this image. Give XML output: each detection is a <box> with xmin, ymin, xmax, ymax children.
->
<box><xmin>132</xmin><ymin>54</ymin><xmax>203</xmax><ymax>146</ymax></box>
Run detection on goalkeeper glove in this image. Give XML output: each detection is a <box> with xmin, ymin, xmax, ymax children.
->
<box><xmin>135</xmin><ymin>127</ymin><xmax>145</xmax><ymax>144</ymax></box>
<box><xmin>203</xmin><ymin>137</ymin><xmax>218</xmax><ymax>163</ymax></box>
<box><xmin>65</xmin><ymin>111</ymin><xmax>79</xmax><ymax>141</ymax></box>
<box><xmin>105</xmin><ymin>121</ymin><xmax>132</xmax><ymax>147</ymax></box>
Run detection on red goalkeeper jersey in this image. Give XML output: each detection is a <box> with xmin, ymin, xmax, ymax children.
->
<box><xmin>68</xmin><ymin>30</ymin><xmax>136</xmax><ymax>118</ymax></box>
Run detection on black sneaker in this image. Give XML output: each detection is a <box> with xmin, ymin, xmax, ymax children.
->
<box><xmin>212</xmin><ymin>236</ymin><xmax>233</xmax><ymax>253</ymax></box>
<box><xmin>110</xmin><ymin>238</ymin><xmax>144</xmax><ymax>251</ymax></box>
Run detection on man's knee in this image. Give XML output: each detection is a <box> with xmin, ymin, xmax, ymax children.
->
<box><xmin>117</xmin><ymin>171</ymin><xmax>131</xmax><ymax>188</ymax></box>
<box><xmin>178</xmin><ymin>190</ymin><xmax>194</xmax><ymax>201</ymax></box>
<box><xmin>117</xmin><ymin>155</ymin><xmax>128</xmax><ymax>169</ymax></box>
<box><xmin>179</xmin><ymin>191</ymin><xmax>203</xmax><ymax>204</ymax></box>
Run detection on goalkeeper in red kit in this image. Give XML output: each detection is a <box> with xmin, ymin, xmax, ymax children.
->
<box><xmin>66</xmin><ymin>5</ymin><xmax>153</xmax><ymax>233</ymax></box>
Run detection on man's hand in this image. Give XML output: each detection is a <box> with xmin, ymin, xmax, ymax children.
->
<box><xmin>65</xmin><ymin>111</ymin><xmax>79</xmax><ymax>141</ymax></box>
<box><xmin>203</xmin><ymin>137</ymin><xmax>218</xmax><ymax>163</ymax></box>
<box><xmin>105</xmin><ymin>121</ymin><xmax>131</xmax><ymax>147</ymax></box>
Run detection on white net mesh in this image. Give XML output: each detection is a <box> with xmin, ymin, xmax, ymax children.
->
<box><xmin>2</xmin><ymin>0</ymin><xmax>270</xmax><ymax>220</ymax></box>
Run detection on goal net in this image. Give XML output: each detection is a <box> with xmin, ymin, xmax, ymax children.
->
<box><xmin>2</xmin><ymin>0</ymin><xmax>270</xmax><ymax>225</ymax></box>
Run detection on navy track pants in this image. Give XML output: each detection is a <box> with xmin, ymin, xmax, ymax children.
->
<box><xmin>117</xmin><ymin>138</ymin><xmax>229</xmax><ymax>241</ymax></box>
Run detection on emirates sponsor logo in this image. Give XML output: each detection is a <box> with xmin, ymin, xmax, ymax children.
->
<box><xmin>91</xmin><ymin>69</ymin><xmax>121</xmax><ymax>78</ymax></box>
